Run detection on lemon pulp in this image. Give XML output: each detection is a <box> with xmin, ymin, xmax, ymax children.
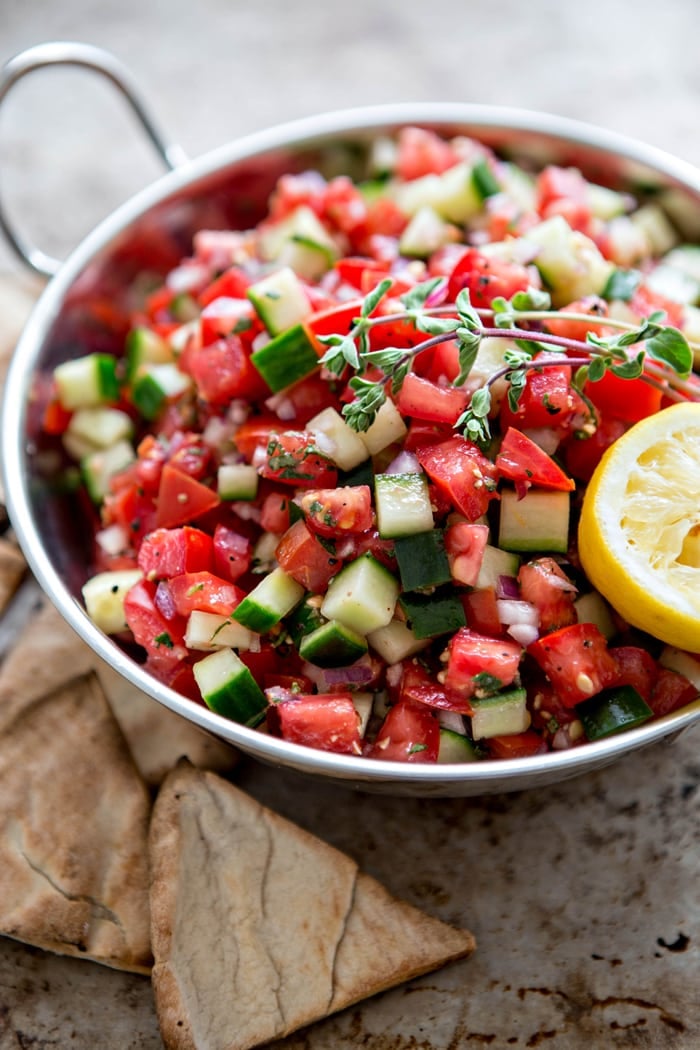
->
<box><xmin>578</xmin><ymin>402</ymin><xmax>700</xmax><ymax>653</ymax></box>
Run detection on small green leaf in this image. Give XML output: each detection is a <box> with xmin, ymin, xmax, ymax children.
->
<box><xmin>401</xmin><ymin>276</ymin><xmax>446</xmax><ymax>310</ymax></box>
<box><xmin>610</xmin><ymin>352</ymin><xmax>645</xmax><ymax>379</ymax></box>
<box><xmin>645</xmin><ymin>326</ymin><xmax>692</xmax><ymax>377</ymax></box>
<box><xmin>587</xmin><ymin>355</ymin><xmax>608</xmax><ymax>382</ymax></box>
<box><xmin>470</xmin><ymin>386</ymin><xmax>491</xmax><ymax>418</ymax></box>
<box><xmin>361</xmin><ymin>277</ymin><xmax>393</xmax><ymax>317</ymax></box>
<box><xmin>510</xmin><ymin>287</ymin><xmax>552</xmax><ymax>312</ymax></box>
<box><xmin>573</xmin><ymin>364</ymin><xmax>589</xmax><ymax>390</ymax></box>
<box><xmin>602</xmin><ymin>268</ymin><xmax>642</xmax><ymax>302</ymax></box>
<box><xmin>415</xmin><ymin>314</ymin><xmax>461</xmax><ymax>336</ymax></box>
<box><xmin>456</xmin><ymin>288</ymin><xmax>481</xmax><ymax>330</ymax></box>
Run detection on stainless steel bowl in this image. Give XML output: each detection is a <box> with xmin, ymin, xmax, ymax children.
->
<box><xmin>2</xmin><ymin>43</ymin><xmax>699</xmax><ymax>796</ymax></box>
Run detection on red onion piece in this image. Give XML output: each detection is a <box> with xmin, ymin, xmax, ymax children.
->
<box><xmin>497</xmin><ymin>599</ymin><xmax>539</xmax><ymax>627</ymax></box>
<box><xmin>154</xmin><ymin>581</ymin><xmax>178</xmax><ymax>621</ymax></box>
<box><xmin>496</xmin><ymin>574</ymin><xmax>520</xmax><ymax>599</ymax></box>
<box><xmin>507</xmin><ymin>623</ymin><xmax>540</xmax><ymax>646</ymax></box>
<box><xmin>385</xmin><ymin>450</ymin><xmax>421</xmax><ymax>475</ymax></box>
<box><xmin>425</xmin><ymin>277</ymin><xmax>449</xmax><ymax>308</ymax></box>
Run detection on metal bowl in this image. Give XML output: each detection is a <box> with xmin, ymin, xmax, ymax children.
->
<box><xmin>2</xmin><ymin>43</ymin><xmax>699</xmax><ymax>796</ymax></box>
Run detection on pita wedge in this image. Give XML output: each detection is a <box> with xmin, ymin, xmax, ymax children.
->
<box><xmin>0</xmin><ymin>537</ymin><xmax>26</xmax><ymax>616</ymax></box>
<box><xmin>0</xmin><ymin>671</ymin><xmax>152</xmax><ymax>972</ymax></box>
<box><xmin>150</xmin><ymin>763</ymin><xmax>475</xmax><ymax>1050</ymax></box>
<box><xmin>0</xmin><ymin>600</ymin><xmax>236</xmax><ymax>784</ymax></box>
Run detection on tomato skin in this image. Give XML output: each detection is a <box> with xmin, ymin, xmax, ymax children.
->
<box><xmin>233</xmin><ymin>416</ymin><xmax>280</xmax><ymax>462</ymax></box>
<box><xmin>260</xmin><ymin>432</ymin><xmax>338</xmax><ymax>489</ymax></box>
<box><xmin>274</xmin><ymin>374</ymin><xmax>338</xmax><ymax>427</ymax></box>
<box><xmin>461</xmin><ymin>588</ymin><xmax>504</xmax><ymax>638</ymax></box>
<box><xmin>396</xmin><ymin>373</ymin><xmax>469</xmax><ymax>426</ymax></box>
<box><xmin>42</xmin><ymin>396</ymin><xmax>73</xmax><ymax>435</ymax></box>
<box><xmin>259</xmin><ymin>491</ymin><xmax>292</xmax><ymax>534</ymax></box>
<box><xmin>543</xmin><ymin>296</ymin><xmax>610</xmax><ymax>342</ymax></box>
<box><xmin>123</xmin><ymin>578</ymin><xmax>188</xmax><ymax>665</ymax></box>
<box><xmin>584</xmin><ymin>370</ymin><xmax>663</xmax><ymax>424</ymax></box>
<box><xmin>366</xmin><ymin>700</ymin><xmax>440</xmax><ymax>762</ymax></box>
<box><xmin>648</xmin><ymin>669</ymin><xmax>698</xmax><ymax>717</ymax></box>
<box><xmin>275</xmin><ymin>519</ymin><xmax>342</xmax><ymax>592</ymax></box>
<box><xmin>496</xmin><ymin>428</ymin><xmax>575</xmax><ymax>493</ymax></box>
<box><xmin>416</xmin><ymin>437</ymin><xmax>500</xmax><ymax>522</ymax></box>
<box><xmin>155</xmin><ymin>464</ymin><xmax>221</xmax><ymax>529</ymax></box>
<box><xmin>168</xmin><ymin>571</ymin><xmax>245</xmax><ymax>617</ymax></box>
<box><xmin>518</xmin><ymin>558</ymin><xmax>578</xmax><ymax>633</ymax></box>
<box><xmin>445</xmin><ymin>628</ymin><xmax>523</xmax><ymax>700</ymax></box>
<box><xmin>212</xmin><ymin>524</ymin><xmax>252</xmax><ymax>583</ymax></box>
<box><xmin>400</xmin><ymin>661</ymin><xmax>474</xmax><ymax>716</ymax></box>
<box><xmin>188</xmin><ymin>335</ymin><xmax>270</xmax><ymax>404</ymax></box>
<box><xmin>267</xmin><ymin>693</ymin><xmax>361</xmax><ymax>755</ymax></box>
<box><xmin>197</xmin><ymin>266</ymin><xmax>251</xmax><ymax>307</ymax></box>
<box><xmin>403</xmin><ymin>420</ymin><xmax>454</xmax><ymax>452</ymax></box>
<box><xmin>609</xmin><ymin>646</ymin><xmax>659</xmax><ymax>703</ymax></box>
<box><xmin>332</xmin><ymin>259</ymin><xmax>389</xmax><ymax>291</ymax></box>
<box><xmin>447</xmin><ymin>248</ymin><xmax>531</xmax><ymax>307</ymax></box>
<box><xmin>499</xmin><ymin>363</ymin><xmax>585</xmax><ymax>434</ymax></box>
<box><xmin>445</xmin><ymin>522</ymin><xmax>489</xmax><ymax>587</ymax></box>
<box><xmin>563</xmin><ymin>416</ymin><xmax>627</xmax><ymax>483</ymax></box>
<box><xmin>167</xmin><ymin>433</ymin><xmax>212</xmax><ymax>481</ymax></box>
<box><xmin>487</xmin><ymin>731</ymin><xmax>547</xmax><ymax>759</ymax></box>
<box><xmin>137</xmin><ymin>526</ymin><xmax>214</xmax><ymax>579</ymax></box>
<box><xmin>396</xmin><ymin>126</ymin><xmax>459</xmax><ymax>181</ymax></box>
<box><xmin>527</xmin><ymin>623</ymin><xmax>619</xmax><ymax>708</ymax></box>
<box><xmin>298</xmin><ymin>485</ymin><xmax>374</xmax><ymax>537</ymax></box>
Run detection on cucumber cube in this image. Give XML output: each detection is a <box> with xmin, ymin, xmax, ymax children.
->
<box><xmin>574</xmin><ymin>591</ymin><xmax>616</xmax><ymax>640</ymax></box>
<box><xmin>375</xmin><ymin>472</ymin><xmax>434</xmax><ymax>538</ymax></box>
<box><xmin>320</xmin><ymin>553</ymin><xmax>399</xmax><ymax>636</ymax></box>
<box><xmin>82</xmin><ymin>569</ymin><xmax>143</xmax><ymax>634</ymax></box>
<box><xmin>394</xmin><ymin>529</ymin><xmax>451</xmax><ymax>591</ymax></box>
<box><xmin>498</xmin><ymin>489</ymin><xmax>570</xmax><ymax>553</ymax></box>
<box><xmin>358</xmin><ymin>398</ymin><xmax>407</xmax><ymax>455</ymax></box>
<box><xmin>250</xmin><ymin>324</ymin><xmax>320</xmax><ymax>392</ymax></box>
<box><xmin>193</xmin><ymin>647</ymin><xmax>267</xmax><ymax>726</ymax></box>
<box><xmin>54</xmin><ymin>353</ymin><xmax>120</xmax><ymax>410</ymax></box>
<box><xmin>66</xmin><ymin>407</ymin><xmax>133</xmax><ymax>451</ymax></box>
<box><xmin>438</xmin><ymin>728</ymin><xmax>481</xmax><ymax>764</ymax></box>
<box><xmin>81</xmin><ymin>440</ymin><xmax>135</xmax><ymax>503</ymax></box>
<box><xmin>184</xmin><ymin>611</ymin><xmax>256</xmax><ymax>652</ymax></box>
<box><xmin>125</xmin><ymin>326</ymin><xmax>173</xmax><ymax>380</ymax></box>
<box><xmin>475</xmin><ymin>544</ymin><xmax>521</xmax><ymax>591</ymax></box>
<box><xmin>232</xmin><ymin>567</ymin><xmax>305</xmax><ymax>632</ymax></box>
<box><xmin>247</xmin><ymin>266</ymin><xmax>311</xmax><ymax>335</ymax></box>
<box><xmin>217</xmin><ymin>463</ymin><xmax>259</xmax><ymax>501</ymax></box>
<box><xmin>366</xmin><ymin>617</ymin><xmax>429</xmax><ymax>663</ymax></box>
<box><xmin>470</xmin><ymin>687</ymin><xmax>530</xmax><ymax>740</ymax></box>
<box><xmin>399</xmin><ymin>587</ymin><xmax>467</xmax><ymax>640</ymax></box>
<box><xmin>298</xmin><ymin>619</ymin><xmax>368</xmax><ymax>668</ymax></box>
<box><xmin>306</xmin><ymin>407</ymin><xmax>370</xmax><ymax>471</ymax></box>
<box><xmin>130</xmin><ymin>363</ymin><xmax>192</xmax><ymax>420</ymax></box>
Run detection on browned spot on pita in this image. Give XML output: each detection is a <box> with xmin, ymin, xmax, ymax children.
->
<box><xmin>149</xmin><ymin>763</ymin><xmax>475</xmax><ymax>1050</ymax></box>
<box><xmin>0</xmin><ymin>538</ymin><xmax>26</xmax><ymax>617</ymax></box>
<box><xmin>0</xmin><ymin>671</ymin><xmax>152</xmax><ymax>972</ymax></box>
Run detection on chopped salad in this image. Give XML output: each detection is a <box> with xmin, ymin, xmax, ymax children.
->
<box><xmin>42</xmin><ymin>125</ymin><xmax>700</xmax><ymax>763</ymax></box>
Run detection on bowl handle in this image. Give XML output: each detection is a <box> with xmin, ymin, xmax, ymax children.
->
<box><xmin>0</xmin><ymin>41</ymin><xmax>189</xmax><ymax>279</ymax></box>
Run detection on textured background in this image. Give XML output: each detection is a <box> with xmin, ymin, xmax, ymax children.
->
<box><xmin>1</xmin><ymin>1</ymin><xmax>700</xmax><ymax>1047</ymax></box>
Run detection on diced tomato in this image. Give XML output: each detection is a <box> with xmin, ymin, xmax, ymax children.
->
<box><xmin>145</xmin><ymin>284</ymin><xmax>177</xmax><ymax>321</ymax></box>
<box><xmin>259</xmin><ymin>491</ymin><xmax>292</xmax><ymax>534</ymax></box>
<box><xmin>322</xmin><ymin>176</ymin><xmax>368</xmax><ymax>236</ymax></box>
<box><xmin>648</xmin><ymin>669</ymin><xmax>698</xmax><ymax>717</ymax></box>
<box><xmin>527</xmin><ymin>623</ymin><xmax>619</xmax><ymax>707</ymax></box>
<box><xmin>333</xmin><ymin>258</ymin><xmax>390</xmax><ymax>291</ymax></box>
<box><xmin>188</xmin><ymin>335</ymin><xmax>270</xmax><ymax>404</ymax></box>
<box><xmin>200</xmin><ymin>298</ymin><xmax>256</xmax><ymax>347</ymax></box>
<box><xmin>416</xmin><ymin>437</ymin><xmax>500</xmax><ymax>522</ymax></box>
<box><xmin>167</xmin><ymin>432</ymin><xmax>212</xmax><ymax>481</ymax></box>
<box><xmin>535</xmin><ymin>166</ymin><xmax>592</xmax><ymax>233</ymax></box>
<box><xmin>447</xmin><ymin>248</ymin><xmax>531</xmax><ymax>307</ymax></box>
<box><xmin>267</xmin><ymin>693</ymin><xmax>361</xmax><ymax>755</ymax></box>
<box><xmin>273</xmin><ymin>373</ymin><xmax>339</xmax><ymax>426</ymax></box>
<box><xmin>396</xmin><ymin>372</ymin><xmax>469</xmax><ymax>426</ymax></box>
<box><xmin>609</xmin><ymin>646</ymin><xmax>659</xmax><ymax>703</ymax></box>
<box><xmin>461</xmin><ymin>588</ymin><xmax>504</xmax><ymax>637</ymax></box>
<box><xmin>366</xmin><ymin>700</ymin><xmax>440</xmax><ymax>762</ymax></box>
<box><xmin>102</xmin><ymin>481</ymin><xmax>157</xmax><ymax>545</ymax></box>
<box><xmin>155</xmin><ymin>465</ymin><xmax>221</xmax><ymax>529</ymax></box>
<box><xmin>518</xmin><ymin>558</ymin><xmax>578</xmax><ymax>633</ymax></box>
<box><xmin>563</xmin><ymin>416</ymin><xmax>627</xmax><ymax>482</ymax></box>
<box><xmin>260</xmin><ymin>432</ymin><xmax>338</xmax><ymax>489</ymax></box>
<box><xmin>298</xmin><ymin>485</ymin><xmax>373</xmax><ymax>537</ymax></box>
<box><xmin>496</xmin><ymin>428</ymin><xmax>575</xmax><ymax>493</ymax></box>
<box><xmin>268</xmin><ymin>170</ymin><xmax>327</xmax><ymax>221</ymax></box>
<box><xmin>197</xmin><ymin>266</ymin><xmax>251</xmax><ymax>307</ymax></box>
<box><xmin>161</xmin><ymin>659</ymin><xmax>202</xmax><ymax>703</ymax></box>
<box><xmin>340</xmin><ymin>528</ymin><xmax>397</xmax><ymax>571</ymax></box>
<box><xmin>238</xmin><ymin>643</ymin><xmax>285</xmax><ymax>683</ymax></box>
<box><xmin>232</xmin><ymin>416</ymin><xmax>280</xmax><ymax>462</ymax></box>
<box><xmin>168</xmin><ymin>571</ymin><xmax>244</xmax><ymax>616</ymax></box>
<box><xmin>487</xmin><ymin>731</ymin><xmax>547</xmax><ymax>759</ymax></box>
<box><xmin>400</xmin><ymin>661</ymin><xmax>474</xmax><ymax>715</ymax></box>
<box><xmin>42</xmin><ymin>396</ymin><xmax>73</xmax><ymax>435</ymax></box>
<box><xmin>444</xmin><ymin>628</ymin><xmax>523</xmax><ymax>700</ymax></box>
<box><xmin>422</xmin><ymin>340</ymin><xmax>461</xmax><ymax>384</ymax></box>
<box><xmin>275</xmin><ymin>519</ymin><xmax>341</xmax><ymax>591</ymax></box>
<box><xmin>445</xmin><ymin>522</ymin><xmax>489</xmax><ymax>587</ymax></box>
<box><xmin>396</xmin><ymin>126</ymin><xmax>459</xmax><ymax>181</ymax></box>
<box><xmin>362</xmin><ymin>197</ymin><xmax>408</xmax><ymax>240</ymax></box>
<box><xmin>630</xmin><ymin>283</ymin><xmax>685</xmax><ymax>329</ymax></box>
<box><xmin>584</xmin><ymin>370</ymin><xmax>663</xmax><ymax>424</ymax></box>
<box><xmin>212</xmin><ymin>523</ymin><xmax>252</xmax><ymax>583</ymax></box>
<box><xmin>499</xmin><ymin>361</ymin><xmax>588</xmax><ymax>435</ymax></box>
<box><xmin>137</xmin><ymin>526</ymin><xmax>214</xmax><ymax>579</ymax></box>
<box><xmin>403</xmin><ymin>420</ymin><xmax>454</xmax><ymax>451</ymax></box>
<box><xmin>123</xmin><ymin>578</ymin><xmax>188</xmax><ymax>665</ymax></box>
<box><xmin>543</xmin><ymin>296</ymin><xmax>610</xmax><ymax>342</ymax></box>
<box><xmin>303</xmin><ymin>298</ymin><xmax>363</xmax><ymax>350</ymax></box>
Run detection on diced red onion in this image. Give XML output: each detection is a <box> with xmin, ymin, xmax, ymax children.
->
<box><xmin>522</xmin><ymin>427</ymin><xmax>560</xmax><ymax>455</ymax></box>
<box><xmin>424</xmin><ymin>277</ymin><xmax>449</xmax><ymax>308</ymax></box>
<box><xmin>265</xmin><ymin>685</ymin><xmax>298</xmax><ymax>704</ymax></box>
<box><xmin>227</xmin><ymin>400</ymin><xmax>250</xmax><ymax>426</ymax></box>
<box><xmin>321</xmin><ymin>662</ymin><xmax>375</xmax><ymax>686</ymax></box>
<box><xmin>247</xmin><ymin>633</ymin><xmax>261</xmax><ymax>653</ymax></box>
<box><xmin>95</xmin><ymin>524</ymin><xmax>129</xmax><ymax>556</ymax></box>
<box><xmin>497</xmin><ymin>599</ymin><xmax>539</xmax><ymax>627</ymax></box>
<box><xmin>232</xmin><ymin>502</ymin><xmax>261</xmax><ymax>522</ymax></box>
<box><xmin>385</xmin><ymin>663</ymin><xmax>403</xmax><ymax>689</ymax></box>
<box><xmin>438</xmin><ymin>710</ymin><xmax>467</xmax><ymax>734</ymax></box>
<box><xmin>193</xmin><ymin>229</ymin><xmax>246</xmax><ymax>267</ymax></box>
<box><xmin>252</xmin><ymin>331</ymin><xmax>271</xmax><ymax>352</ymax></box>
<box><xmin>202</xmin><ymin>416</ymin><xmax>237</xmax><ymax>452</ymax></box>
<box><xmin>507</xmin><ymin>623</ymin><xmax>540</xmax><ymax>647</ymax></box>
<box><xmin>251</xmin><ymin>445</ymin><xmax>268</xmax><ymax>469</ymax></box>
<box><xmin>201</xmin><ymin>295</ymin><xmax>250</xmax><ymax>319</ymax></box>
<box><xmin>166</xmin><ymin>262</ymin><xmax>210</xmax><ymax>294</ymax></box>
<box><xmin>265</xmin><ymin>392</ymin><xmax>297</xmax><ymax>421</ymax></box>
<box><xmin>552</xmin><ymin>726</ymin><xmax>573</xmax><ymax>751</ymax></box>
<box><xmin>385</xmin><ymin>450</ymin><xmax>421</xmax><ymax>475</ymax></box>
<box><xmin>154</xmin><ymin>581</ymin><xmax>178</xmax><ymax>621</ymax></box>
<box><xmin>496</xmin><ymin>574</ymin><xmax>520</xmax><ymax>599</ymax></box>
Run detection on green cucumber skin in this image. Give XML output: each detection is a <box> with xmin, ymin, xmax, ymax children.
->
<box><xmin>399</xmin><ymin>587</ymin><xmax>466</xmax><ymax>640</ymax></box>
<box><xmin>577</xmin><ymin>686</ymin><xmax>653</xmax><ymax>741</ymax></box>
<box><xmin>394</xmin><ymin>529</ymin><xmax>451</xmax><ymax>591</ymax></box>
<box><xmin>299</xmin><ymin>619</ymin><xmax>368</xmax><ymax>668</ymax></box>
<box><xmin>251</xmin><ymin>324</ymin><xmax>320</xmax><ymax>393</ymax></box>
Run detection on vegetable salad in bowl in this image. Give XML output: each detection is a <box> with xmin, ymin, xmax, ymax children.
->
<box><xmin>41</xmin><ymin>125</ymin><xmax>700</xmax><ymax>765</ymax></box>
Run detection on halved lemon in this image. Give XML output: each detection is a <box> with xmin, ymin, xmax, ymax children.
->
<box><xmin>578</xmin><ymin>401</ymin><xmax>700</xmax><ymax>653</ymax></box>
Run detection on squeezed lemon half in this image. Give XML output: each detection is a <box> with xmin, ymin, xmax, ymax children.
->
<box><xmin>578</xmin><ymin>402</ymin><xmax>700</xmax><ymax>653</ymax></box>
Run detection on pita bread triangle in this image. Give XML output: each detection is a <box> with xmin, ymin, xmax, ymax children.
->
<box><xmin>150</xmin><ymin>762</ymin><xmax>475</xmax><ymax>1050</ymax></box>
<box><xmin>0</xmin><ymin>671</ymin><xmax>152</xmax><ymax>973</ymax></box>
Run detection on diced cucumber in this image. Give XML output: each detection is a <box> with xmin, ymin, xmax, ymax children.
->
<box><xmin>399</xmin><ymin>587</ymin><xmax>467</xmax><ymax>640</ymax></box>
<box><xmin>630</xmin><ymin>203</ymin><xmax>678</xmax><ymax>256</ymax></box>
<box><xmin>399</xmin><ymin>206</ymin><xmax>455</xmax><ymax>257</ymax></box>
<box><xmin>82</xmin><ymin>568</ymin><xmax>143</xmax><ymax>634</ymax></box>
<box><xmin>130</xmin><ymin>363</ymin><xmax>192</xmax><ymax>420</ymax></box>
<box><xmin>392</xmin><ymin>161</ymin><xmax>483</xmax><ymax>223</ymax></box>
<box><xmin>184</xmin><ymin>610</ymin><xmax>256</xmax><ymax>652</ymax></box>
<box><xmin>524</xmin><ymin>216</ymin><xmax>614</xmax><ymax>306</ymax></box>
<box><xmin>470</xmin><ymin>687</ymin><xmax>530</xmax><ymax>740</ymax></box>
<box><xmin>217</xmin><ymin>463</ymin><xmax>259</xmax><ymax>501</ymax></box>
<box><xmin>193</xmin><ymin>647</ymin><xmax>267</xmax><ymax>726</ymax></box>
<box><xmin>577</xmin><ymin>685</ymin><xmax>652</xmax><ymax>741</ymax></box>
<box><xmin>251</xmin><ymin>531</ymin><xmax>280</xmax><ymax>575</ymax></box>
<box><xmin>66</xmin><ymin>407</ymin><xmax>133</xmax><ymax>452</ymax></box>
<box><xmin>664</xmin><ymin>244</ymin><xmax>700</xmax><ymax>283</ymax></box>
<box><xmin>394</xmin><ymin>529</ymin><xmax>451</xmax><ymax>591</ymax></box>
<box><xmin>586</xmin><ymin>182</ymin><xmax>629</xmax><ymax>220</ymax></box>
<box><xmin>125</xmin><ymin>326</ymin><xmax>173</xmax><ymax>380</ymax></box>
<box><xmin>375</xmin><ymin>472</ymin><xmax>434</xmax><ymax>538</ymax></box>
<box><xmin>246</xmin><ymin>266</ymin><xmax>311</xmax><ymax>335</ymax></box>
<box><xmin>320</xmin><ymin>553</ymin><xmax>399</xmax><ymax>635</ymax></box>
<box><xmin>471</xmin><ymin>158</ymin><xmax>502</xmax><ymax>200</ymax></box>
<box><xmin>357</xmin><ymin>397</ymin><xmax>407</xmax><ymax>455</ymax></box>
<box><xmin>475</xmin><ymin>544</ymin><xmax>521</xmax><ymax>591</ymax></box>
<box><xmin>250</xmin><ymin>323</ymin><xmax>320</xmax><ymax>392</ymax></box>
<box><xmin>54</xmin><ymin>353</ymin><xmax>120</xmax><ymax>410</ymax></box>
<box><xmin>659</xmin><ymin>647</ymin><xmax>700</xmax><ymax>691</ymax></box>
<box><xmin>286</xmin><ymin>595</ymin><xmax>325</xmax><ymax>647</ymax></box>
<box><xmin>498</xmin><ymin>489</ymin><xmax>570</xmax><ymax>553</ymax></box>
<box><xmin>232</xmin><ymin>567</ymin><xmax>304</xmax><ymax>632</ymax></box>
<box><xmin>438</xmin><ymin>727</ymin><xmax>481</xmax><ymax>763</ymax></box>
<box><xmin>499</xmin><ymin>162</ymin><xmax>536</xmax><ymax>211</ymax></box>
<box><xmin>352</xmin><ymin>692</ymin><xmax>374</xmax><ymax>738</ymax></box>
<box><xmin>81</xmin><ymin>440</ymin><xmax>135</xmax><ymax>503</ymax></box>
<box><xmin>306</xmin><ymin>407</ymin><xmax>370</xmax><ymax>471</ymax></box>
<box><xmin>366</xmin><ymin>617</ymin><xmax>430</xmax><ymax>663</ymax></box>
<box><xmin>258</xmin><ymin>205</ymin><xmax>338</xmax><ymax>281</ymax></box>
<box><xmin>298</xmin><ymin>619</ymin><xmax>368</xmax><ymax>668</ymax></box>
<box><xmin>169</xmin><ymin>292</ymin><xmax>200</xmax><ymax>323</ymax></box>
<box><xmin>605</xmin><ymin>217</ymin><xmax>650</xmax><ymax>269</ymax></box>
<box><xmin>645</xmin><ymin>262</ymin><xmax>700</xmax><ymax>305</ymax></box>
<box><xmin>574</xmin><ymin>590</ymin><xmax>617</xmax><ymax>640</ymax></box>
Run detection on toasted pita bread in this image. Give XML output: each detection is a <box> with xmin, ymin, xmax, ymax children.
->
<box><xmin>0</xmin><ymin>601</ymin><xmax>236</xmax><ymax>784</ymax></box>
<box><xmin>150</xmin><ymin>763</ymin><xmax>475</xmax><ymax>1050</ymax></box>
<box><xmin>0</xmin><ymin>537</ymin><xmax>26</xmax><ymax>616</ymax></box>
<box><xmin>0</xmin><ymin>671</ymin><xmax>151</xmax><ymax>972</ymax></box>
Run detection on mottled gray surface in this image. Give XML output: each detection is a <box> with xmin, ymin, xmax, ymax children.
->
<box><xmin>1</xmin><ymin>0</ymin><xmax>700</xmax><ymax>1047</ymax></box>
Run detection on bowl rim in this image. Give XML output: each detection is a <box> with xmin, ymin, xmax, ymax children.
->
<box><xmin>4</xmin><ymin>100</ymin><xmax>700</xmax><ymax>789</ymax></box>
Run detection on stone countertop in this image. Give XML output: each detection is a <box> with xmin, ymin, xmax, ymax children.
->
<box><xmin>1</xmin><ymin>1</ymin><xmax>700</xmax><ymax>1047</ymax></box>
